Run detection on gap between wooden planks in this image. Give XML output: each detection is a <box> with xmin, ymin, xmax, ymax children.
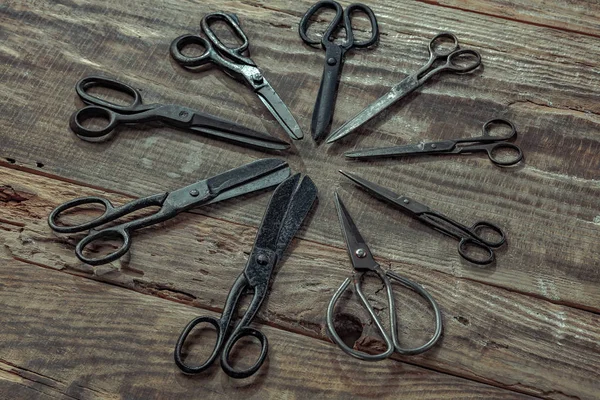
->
<box><xmin>1</xmin><ymin>164</ymin><xmax>598</xmax><ymax>400</ymax></box>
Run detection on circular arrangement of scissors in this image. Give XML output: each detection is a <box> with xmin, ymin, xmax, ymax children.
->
<box><xmin>299</xmin><ymin>0</ymin><xmax>379</xmax><ymax>140</ymax></box>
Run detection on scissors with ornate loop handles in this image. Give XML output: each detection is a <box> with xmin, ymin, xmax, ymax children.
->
<box><xmin>299</xmin><ymin>0</ymin><xmax>379</xmax><ymax>141</ymax></box>
<box><xmin>48</xmin><ymin>159</ymin><xmax>291</xmax><ymax>266</ymax></box>
<box><xmin>326</xmin><ymin>32</ymin><xmax>482</xmax><ymax>143</ymax></box>
<box><xmin>175</xmin><ymin>173</ymin><xmax>318</xmax><ymax>378</ymax></box>
<box><xmin>327</xmin><ymin>193</ymin><xmax>442</xmax><ymax>360</ymax></box>
<box><xmin>170</xmin><ymin>12</ymin><xmax>303</xmax><ymax>141</ymax></box>
<box><xmin>340</xmin><ymin>170</ymin><xmax>506</xmax><ymax>265</ymax></box>
<box><xmin>345</xmin><ymin>119</ymin><xmax>523</xmax><ymax>166</ymax></box>
<box><xmin>69</xmin><ymin>76</ymin><xmax>290</xmax><ymax>151</ymax></box>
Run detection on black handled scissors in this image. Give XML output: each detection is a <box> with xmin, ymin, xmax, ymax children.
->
<box><xmin>327</xmin><ymin>193</ymin><xmax>442</xmax><ymax>360</ymax></box>
<box><xmin>170</xmin><ymin>12</ymin><xmax>303</xmax><ymax>141</ymax></box>
<box><xmin>175</xmin><ymin>173</ymin><xmax>318</xmax><ymax>378</ymax></box>
<box><xmin>299</xmin><ymin>1</ymin><xmax>379</xmax><ymax>141</ymax></box>
<box><xmin>340</xmin><ymin>170</ymin><xmax>506</xmax><ymax>264</ymax></box>
<box><xmin>326</xmin><ymin>32</ymin><xmax>482</xmax><ymax>143</ymax></box>
<box><xmin>346</xmin><ymin>119</ymin><xmax>523</xmax><ymax>166</ymax></box>
<box><xmin>48</xmin><ymin>159</ymin><xmax>291</xmax><ymax>265</ymax></box>
<box><xmin>69</xmin><ymin>76</ymin><xmax>290</xmax><ymax>151</ymax></box>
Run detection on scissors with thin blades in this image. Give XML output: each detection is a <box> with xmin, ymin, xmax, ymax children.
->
<box><xmin>69</xmin><ymin>76</ymin><xmax>290</xmax><ymax>151</ymax></box>
<box><xmin>175</xmin><ymin>173</ymin><xmax>318</xmax><ymax>378</ymax></box>
<box><xmin>326</xmin><ymin>32</ymin><xmax>482</xmax><ymax>143</ymax></box>
<box><xmin>345</xmin><ymin>119</ymin><xmax>523</xmax><ymax>166</ymax></box>
<box><xmin>327</xmin><ymin>193</ymin><xmax>442</xmax><ymax>360</ymax></box>
<box><xmin>48</xmin><ymin>159</ymin><xmax>291</xmax><ymax>266</ymax></box>
<box><xmin>299</xmin><ymin>1</ymin><xmax>379</xmax><ymax>141</ymax></box>
<box><xmin>340</xmin><ymin>170</ymin><xmax>506</xmax><ymax>265</ymax></box>
<box><xmin>170</xmin><ymin>12</ymin><xmax>303</xmax><ymax>141</ymax></box>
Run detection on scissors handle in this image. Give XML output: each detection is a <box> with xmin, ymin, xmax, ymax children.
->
<box><xmin>75</xmin><ymin>76</ymin><xmax>145</xmax><ymax>112</ymax></box>
<box><xmin>174</xmin><ymin>315</ymin><xmax>226</xmax><ymax>374</ymax></box>
<box><xmin>169</xmin><ymin>34</ymin><xmax>216</xmax><ymax>68</ymax></box>
<box><xmin>457</xmin><ymin>221</ymin><xmax>505</xmax><ymax>265</ymax></box>
<box><xmin>202</xmin><ymin>13</ymin><xmax>252</xmax><ymax>65</ymax></box>
<box><xmin>417</xmin><ymin>33</ymin><xmax>481</xmax><ymax>82</ymax></box>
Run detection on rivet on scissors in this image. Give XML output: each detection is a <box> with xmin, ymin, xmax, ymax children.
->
<box><xmin>257</xmin><ymin>253</ymin><xmax>269</xmax><ymax>265</ymax></box>
<box><xmin>355</xmin><ymin>248</ymin><xmax>367</xmax><ymax>258</ymax></box>
<box><xmin>327</xmin><ymin>57</ymin><xmax>337</xmax><ymax>66</ymax></box>
<box><xmin>252</xmin><ymin>73</ymin><xmax>264</xmax><ymax>84</ymax></box>
<box><xmin>189</xmin><ymin>189</ymin><xmax>200</xmax><ymax>197</ymax></box>
<box><xmin>403</xmin><ymin>198</ymin><xmax>410</xmax><ymax>204</ymax></box>
<box><xmin>430</xmin><ymin>143</ymin><xmax>437</xmax><ymax>149</ymax></box>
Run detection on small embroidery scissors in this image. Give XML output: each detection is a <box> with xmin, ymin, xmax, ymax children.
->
<box><xmin>170</xmin><ymin>12</ymin><xmax>304</xmax><ymax>140</ymax></box>
<box><xmin>175</xmin><ymin>173</ymin><xmax>318</xmax><ymax>378</ymax></box>
<box><xmin>48</xmin><ymin>159</ymin><xmax>291</xmax><ymax>265</ymax></box>
<box><xmin>345</xmin><ymin>119</ymin><xmax>523</xmax><ymax>166</ymax></box>
<box><xmin>326</xmin><ymin>32</ymin><xmax>482</xmax><ymax>143</ymax></box>
<box><xmin>340</xmin><ymin>170</ymin><xmax>506</xmax><ymax>264</ymax></box>
<box><xmin>299</xmin><ymin>0</ymin><xmax>379</xmax><ymax>141</ymax></box>
<box><xmin>327</xmin><ymin>193</ymin><xmax>442</xmax><ymax>360</ymax></box>
<box><xmin>69</xmin><ymin>76</ymin><xmax>290</xmax><ymax>151</ymax></box>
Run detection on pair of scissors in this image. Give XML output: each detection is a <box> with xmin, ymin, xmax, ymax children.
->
<box><xmin>48</xmin><ymin>159</ymin><xmax>291</xmax><ymax>265</ymax></box>
<box><xmin>327</xmin><ymin>193</ymin><xmax>442</xmax><ymax>360</ymax></box>
<box><xmin>69</xmin><ymin>76</ymin><xmax>290</xmax><ymax>151</ymax></box>
<box><xmin>170</xmin><ymin>12</ymin><xmax>303</xmax><ymax>141</ymax></box>
<box><xmin>175</xmin><ymin>173</ymin><xmax>318</xmax><ymax>378</ymax></box>
<box><xmin>326</xmin><ymin>32</ymin><xmax>482</xmax><ymax>143</ymax></box>
<box><xmin>346</xmin><ymin>119</ymin><xmax>524</xmax><ymax>166</ymax></box>
<box><xmin>299</xmin><ymin>0</ymin><xmax>379</xmax><ymax>141</ymax></box>
<box><xmin>340</xmin><ymin>170</ymin><xmax>506</xmax><ymax>264</ymax></box>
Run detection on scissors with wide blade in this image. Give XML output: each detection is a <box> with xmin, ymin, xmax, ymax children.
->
<box><xmin>327</xmin><ymin>193</ymin><xmax>442</xmax><ymax>360</ymax></box>
<box><xmin>48</xmin><ymin>159</ymin><xmax>291</xmax><ymax>265</ymax></box>
<box><xmin>340</xmin><ymin>170</ymin><xmax>506</xmax><ymax>264</ymax></box>
<box><xmin>69</xmin><ymin>76</ymin><xmax>290</xmax><ymax>151</ymax></box>
<box><xmin>299</xmin><ymin>1</ymin><xmax>379</xmax><ymax>141</ymax></box>
<box><xmin>174</xmin><ymin>173</ymin><xmax>318</xmax><ymax>378</ymax></box>
<box><xmin>170</xmin><ymin>12</ymin><xmax>303</xmax><ymax>141</ymax></box>
<box><xmin>326</xmin><ymin>32</ymin><xmax>482</xmax><ymax>143</ymax></box>
<box><xmin>345</xmin><ymin>118</ymin><xmax>523</xmax><ymax>166</ymax></box>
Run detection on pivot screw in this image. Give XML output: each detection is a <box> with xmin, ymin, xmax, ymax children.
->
<box><xmin>355</xmin><ymin>248</ymin><xmax>367</xmax><ymax>258</ymax></box>
<box><xmin>179</xmin><ymin>111</ymin><xmax>189</xmax><ymax>118</ymax></box>
<box><xmin>252</xmin><ymin>73</ymin><xmax>264</xmax><ymax>84</ymax></box>
<box><xmin>189</xmin><ymin>189</ymin><xmax>199</xmax><ymax>197</ymax></box>
<box><xmin>257</xmin><ymin>253</ymin><xmax>269</xmax><ymax>265</ymax></box>
<box><xmin>327</xmin><ymin>57</ymin><xmax>337</xmax><ymax>66</ymax></box>
<box><xmin>403</xmin><ymin>198</ymin><xmax>410</xmax><ymax>204</ymax></box>
<box><xmin>431</xmin><ymin>143</ymin><xmax>437</xmax><ymax>149</ymax></box>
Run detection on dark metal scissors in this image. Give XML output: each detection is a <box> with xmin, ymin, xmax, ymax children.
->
<box><xmin>175</xmin><ymin>173</ymin><xmax>318</xmax><ymax>378</ymax></box>
<box><xmin>299</xmin><ymin>1</ymin><xmax>379</xmax><ymax>141</ymax></box>
<box><xmin>326</xmin><ymin>32</ymin><xmax>482</xmax><ymax>143</ymax></box>
<box><xmin>327</xmin><ymin>193</ymin><xmax>442</xmax><ymax>360</ymax></box>
<box><xmin>48</xmin><ymin>159</ymin><xmax>291</xmax><ymax>265</ymax></box>
<box><xmin>170</xmin><ymin>12</ymin><xmax>303</xmax><ymax>141</ymax></box>
<box><xmin>69</xmin><ymin>76</ymin><xmax>290</xmax><ymax>151</ymax></box>
<box><xmin>340</xmin><ymin>170</ymin><xmax>506</xmax><ymax>264</ymax></box>
<box><xmin>345</xmin><ymin>119</ymin><xmax>523</xmax><ymax>166</ymax></box>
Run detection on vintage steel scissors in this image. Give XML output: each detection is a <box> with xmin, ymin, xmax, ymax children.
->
<box><xmin>69</xmin><ymin>76</ymin><xmax>290</xmax><ymax>151</ymax></box>
<box><xmin>170</xmin><ymin>12</ymin><xmax>304</xmax><ymax>141</ymax></box>
<box><xmin>340</xmin><ymin>170</ymin><xmax>506</xmax><ymax>264</ymax></box>
<box><xmin>327</xmin><ymin>193</ymin><xmax>442</xmax><ymax>360</ymax></box>
<box><xmin>175</xmin><ymin>173</ymin><xmax>318</xmax><ymax>378</ymax></box>
<box><xmin>345</xmin><ymin>119</ymin><xmax>523</xmax><ymax>166</ymax></box>
<box><xmin>48</xmin><ymin>159</ymin><xmax>291</xmax><ymax>265</ymax></box>
<box><xmin>326</xmin><ymin>32</ymin><xmax>482</xmax><ymax>143</ymax></box>
<box><xmin>299</xmin><ymin>1</ymin><xmax>379</xmax><ymax>141</ymax></box>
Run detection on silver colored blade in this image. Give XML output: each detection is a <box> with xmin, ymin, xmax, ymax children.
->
<box><xmin>345</xmin><ymin>143</ymin><xmax>426</xmax><ymax>159</ymax></box>
<box><xmin>326</xmin><ymin>75</ymin><xmax>419</xmax><ymax>144</ymax></box>
<box><xmin>256</xmin><ymin>81</ymin><xmax>304</xmax><ymax>140</ymax></box>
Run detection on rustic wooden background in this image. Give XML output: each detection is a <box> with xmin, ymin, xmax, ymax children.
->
<box><xmin>1</xmin><ymin>0</ymin><xmax>599</xmax><ymax>399</ymax></box>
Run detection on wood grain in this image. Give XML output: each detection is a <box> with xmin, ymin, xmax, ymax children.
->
<box><xmin>1</xmin><ymin>166</ymin><xmax>598</xmax><ymax>399</ymax></box>
<box><xmin>1</xmin><ymin>0</ymin><xmax>599</xmax><ymax>315</ymax></box>
<box><xmin>0</xmin><ymin>258</ymin><xmax>537</xmax><ymax>400</ymax></box>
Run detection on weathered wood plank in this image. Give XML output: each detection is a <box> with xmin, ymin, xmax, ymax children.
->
<box><xmin>0</xmin><ymin>258</ymin><xmax>537</xmax><ymax>400</ymax></box>
<box><xmin>1</xmin><ymin>0</ymin><xmax>599</xmax><ymax>313</ymax></box>
<box><xmin>1</xmin><ymin>166</ymin><xmax>598</xmax><ymax>400</ymax></box>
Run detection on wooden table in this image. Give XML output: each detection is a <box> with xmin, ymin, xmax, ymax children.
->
<box><xmin>1</xmin><ymin>1</ymin><xmax>599</xmax><ymax>399</ymax></box>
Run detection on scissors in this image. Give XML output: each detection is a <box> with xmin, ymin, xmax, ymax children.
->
<box><xmin>175</xmin><ymin>173</ymin><xmax>318</xmax><ymax>378</ymax></box>
<box><xmin>326</xmin><ymin>32</ymin><xmax>482</xmax><ymax>143</ymax></box>
<box><xmin>48</xmin><ymin>159</ymin><xmax>291</xmax><ymax>265</ymax></box>
<box><xmin>345</xmin><ymin>119</ymin><xmax>523</xmax><ymax>166</ymax></box>
<box><xmin>69</xmin><ymin>76</ymin><xmax>290</xmax><ymax>151</ymax></box>
<box><xmin>170</xmin><ymin>12</ymin><xmax>304</xmax><ymax>141</ymax></box>
<box><xmin>327</xmin><ymin>193</ymin><xmax>442</xmax><ymax>360</ymax></box>
<box><xmin>299</xmin><ymin>1</ymin><xmax>379</xmax><ymax>141</ymax></box>
<box><xmin>340</xmin><ymin>170</ymin><xmax>506</xmax><ymax>264</ymax></box>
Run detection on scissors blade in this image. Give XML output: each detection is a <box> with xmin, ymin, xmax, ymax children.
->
<box><xmin>256</xmin><ymin>81</ymin><xmax>304</xmax><ymax>141</ymax></box>
<box><xmin>325</xmin><ymin>75</ymin><xmax>419</xmax><ymax>144</ymax></box>
<box><xmin>345</xmin><ymin>143</ymin><xmax>427</xmax><ymax>159</ymax></box>
<box><xmin>189</xmin><ymin>113</ymin><xmax>290</xmax><ymax>151</ymax></box>
<box><xmin>334</xmin><ymin>192</ymin><xmax>379</xmax><ymax>271</ymax></box>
